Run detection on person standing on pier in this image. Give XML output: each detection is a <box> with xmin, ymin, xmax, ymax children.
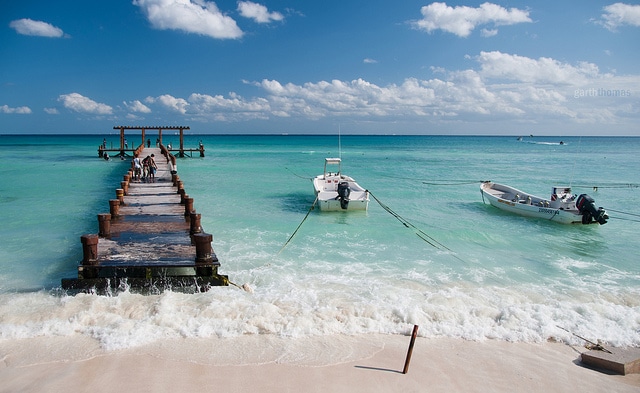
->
<box><xmin>124</xmin><ymin>138</ymin><xmax>128</xmax><ymax>149</ymax></box>
<box><xmin>149</xmin><ymin>154</ymin><xmax>157</xmax><ymax>181</ymax></box>
<box><xmin>132</xmin><ymin>154</ymin><xmax>142</xmax><ymax>181</ymax></box>
<box><xmin>142</xmin><ymin>155</ymin><xmax>151</xmax><ymax>179</ymax></box>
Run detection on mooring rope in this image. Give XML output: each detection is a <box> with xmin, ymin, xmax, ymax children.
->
<box><xmin>368</xmin><ymin>191</ymin><xmax>452</xmax><ymax>252</ymax></box>
<box><xmin>285</xmin><ymin>167</ymin><xmax>312</xmax><ymax>180</ymax></box>
<box><xmin>571</xmin><ymin>183</ymin><xmax>639</xmax><ymax>189</ymax></box>
<box><xmin>380</xmin><ymin>173</ymin><xmax>485</xmax><ymax>185</ymax></box>
<box><xmin>422</xmin><ymin>180</ymin><xmax>485</xmax><ymax>186</ymax></box>
<box><xmin>277</xmin><ymin>195</ymin><xmax>319</xmax><ymax>255</ymax></box>
<box><xmin>605</xmin><ymin>208</ymin><xmax>640</xmax><ymax>218</ymax></box>
<box><xmin>556</xmin><ymin>325</ymin><xmax>612</xmax><ymax>353</ymax></box>
<box><xmin>607</xmin><ymin>215</ymin><xmax>640</xmax><ymax>223</ymax></box>
<box><xmin>597</xmin><ymin>208</ymin><xmax>640</xmax><ymax>223</ymax></box>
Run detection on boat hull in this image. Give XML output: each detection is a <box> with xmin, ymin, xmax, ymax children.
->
<box><xmin>316</xmin><ymin>197</ymin><xmax>369</xmax><ymax>211</ymax></box>
<box><xmin>480</xmin><ymin>181</ymin><xmax>585</xmax><ymax>224</ymax></box>
<box><xmin>313</xmin><ymin>176</ymin><xmax>369</xmax><ymax>211</ymax></box>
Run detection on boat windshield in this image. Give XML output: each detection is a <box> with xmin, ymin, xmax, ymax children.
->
<box><xmin>324</xmin><ymin>158</ymin><xmax>341</xmax><ymax>176</ymax></box>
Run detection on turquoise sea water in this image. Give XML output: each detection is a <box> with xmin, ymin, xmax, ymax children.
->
<box><xmin>0</xmin><ymin>134</ymin><xmax>638</xmax><ymax>350</ymax></box>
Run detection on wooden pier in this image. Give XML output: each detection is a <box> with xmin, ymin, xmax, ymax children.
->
<box><xmin>62</xmin><ymin>143</ymin><xmax>228</xmax><ymax>293</ymax></box>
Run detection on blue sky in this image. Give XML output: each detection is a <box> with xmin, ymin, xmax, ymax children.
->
<box><xmin>1</xmin><ymin>1</ymin><xmax>639</xmax><ymax>135</ymax></box>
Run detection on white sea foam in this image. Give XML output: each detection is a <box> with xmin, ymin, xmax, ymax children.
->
<box><xmin>1</xmin><ymin>135</ymin><xmax>639</xmax><ymax>357</ymax></box>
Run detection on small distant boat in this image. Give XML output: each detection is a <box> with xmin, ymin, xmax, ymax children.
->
<box><xmin>480</xmin><ymin>181</ymin><xmax>608</xmax><ymax>225</ymax></box>
<box><xmin>313</xmin><ymin>158</ymin><xmax>369</xmax><ymax>211</ymax></box>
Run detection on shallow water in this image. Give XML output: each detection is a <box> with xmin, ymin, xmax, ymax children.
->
<box><xmin>0</xmin><ymin>134</ymin><xmax>638</xmax><ymax>351</ymax></box>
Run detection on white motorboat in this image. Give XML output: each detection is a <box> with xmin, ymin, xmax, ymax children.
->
<box><xmin>312</xmin><ymin>158</ymin><xmax>369</xmax><ymax>211</ymax></box>
<box><xmin>480</xmin><ymin>181</ymin><xmax>608</xmax><ymax>225</ymax></box>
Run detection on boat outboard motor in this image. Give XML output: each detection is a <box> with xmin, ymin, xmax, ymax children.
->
<box><xmin>337</xmin><ymin>181</ymin><xmax>351</xmax><ymax>209</ymax></box>
<box><xmin>576</xmin><ymin>194</ymin><xmax>608</xmax><ymax>225</ymax></box>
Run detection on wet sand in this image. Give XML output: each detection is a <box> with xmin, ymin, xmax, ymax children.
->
<box><xmin>1</xmin><ymin>334</ymin><xmax>638</xmax><ymax>393</ymax></box>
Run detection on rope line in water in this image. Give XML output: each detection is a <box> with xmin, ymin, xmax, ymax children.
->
<box><xmin>277</xmin><ymin>195</ymin><xmax>318</xmax><ymax>255</ymax></box>
<box><xmin>369</xmin><ymin>192</ymin><xmax>476</xmax><ymax>267</ymax></box>
<box><xmin>368</xmin><ymin>191</ymin><xmax>451</xmax><ymax>252</ymax></box>
<box><xmin>607</xmin><ymin>215</ymin><xmax>640</xmax><ymax>223</ymax></box>
<box><xmin>422</xmin><ymin>180</ymin><xmax>485</xmax><ymax>186</ymax></box>
<box><xmin>605</xmin><ymin>208</ymin><xmax>640</xmax><ymax>218</ymax></box>
<box><xmin>285</xmin><ymin>167</ymin><xmax>312</xmax><ymax>180</ymax></box>
<box><xmin>572</xmin><ymin>183</ymin><xmax>639</xmax><ymax>189</ymax></box>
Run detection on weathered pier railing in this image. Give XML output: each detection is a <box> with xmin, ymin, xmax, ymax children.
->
<box><xmin>62</xmin><ymin>145</ymin><xmax>227</xmax><ymax>293</ymax></box>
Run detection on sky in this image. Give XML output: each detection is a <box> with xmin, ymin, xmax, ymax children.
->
<box><xmin>1</xmin><ymin>0</ymin><xmax>639</xmax><ymax>135</ymax></box>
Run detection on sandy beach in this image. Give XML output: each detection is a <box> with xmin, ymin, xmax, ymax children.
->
<box><xmin>1</xmin><ymin>334</ymin><xmax>638</xmax><ymax>393</ymax></box>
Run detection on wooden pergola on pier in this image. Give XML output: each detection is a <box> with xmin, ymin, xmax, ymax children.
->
<box><xmin>98</xmin><ymin>126</ymin><xmax>205</xmax><ymax>158</ymax></box>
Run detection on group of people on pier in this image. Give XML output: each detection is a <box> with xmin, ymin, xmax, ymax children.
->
<box><xmin>132</xmin><ymin>154</ymin><xmax>158</xmax><ymax>182</ymax></box>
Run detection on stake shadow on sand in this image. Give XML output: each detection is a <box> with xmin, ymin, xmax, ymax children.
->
<box><xmin>353</xmin><ymin>365</ymin><xmax>403</xmax><ymax>374</ymax></box>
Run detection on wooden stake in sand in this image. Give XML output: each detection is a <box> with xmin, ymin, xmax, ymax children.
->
<box><xmin>403</xmin><ymin>325</ymin><xmax>419</xmax><ymax>374</ymax></box>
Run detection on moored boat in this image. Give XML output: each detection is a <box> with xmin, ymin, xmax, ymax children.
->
<box><xmin>480</xmin><ymin>181</ymin><xmax>608</xmax><ymax>224</ymax></box>
<box><xmin>313</xmin><ymin>158</ymin><xmax>369</xmax><ymax>211</ymax></box>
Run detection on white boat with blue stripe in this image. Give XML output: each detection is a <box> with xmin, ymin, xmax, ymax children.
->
<box><xmin>481</xmin><ymin>181</ymin><xmax>607</xmax><ymax>225</ymax></box>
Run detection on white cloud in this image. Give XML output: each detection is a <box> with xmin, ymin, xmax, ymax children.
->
<box><xmin>238</xmin><ymin>1</ymin><xmax>283</xmax><ymax>23</ymax></box>
<box><xmin>135</xmin><ymin>52</ymin><xmax>638</xmax><ymax>131</ymax></box>
<box><xmin>190</xmin><ymin>92</ymin><xmax>269</xmax><ymax>111</ymax></box>
<box><xmin>480</xmin><ymin>28</ymin><xmax>498</xmax><ymax>37</ymax></box>
<box><xmin>476</xmin><ymin>51</ymin><xmax>602</xmax><ymax>85</ymax></box>
<box><xmin>9</xmin><ymin>18</ymin><xmax>65</xmax><ymax>37</ymax></box>
<box><xmin>363</xmin><ymin>58</ymin><xmax>378</xmax><ymax>64</ymax></box>
<box><xmin>148</xmin><ymin>94</ymin><xmax>190</xmax><ymax>114</ymax></box>
<box><xmin>58</xmin><ymin>93</ymin><xmax>113</xmax><ymax>114</ymax></box>
<box><xmin>124</xmin><ymin>100</ymin><xmax>152</xmax><ymax>113</ymax></box>
<box><xmin>133</xmin><ymin>0</ymin><xmax>243</xmax><ymax>39</ymax></box>
<box><xmin>0</xmin><ymin>105</ymin><xmax>32</xmax><ymax>114</ymax></box>
<box><xmin>599</xmin><ymin>3</ymin><xmax>640</xmax><ymax>31</ymax></box>
<box><xmin>254</xmin><ymin>78</ymin><xmax>439</xmax><ymax>118</ymax></box>
<box><xmin>44</xmin><ymin>108</ymin><xmax>59</xmax><ymax>114</ymax></box>
<box><xmin>412</xmin><ymin>2</ymin><xmax>531</xmax><ymax>37</ymax></box>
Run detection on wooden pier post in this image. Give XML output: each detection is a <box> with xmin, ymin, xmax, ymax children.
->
<box><xmin>98</xmin><ymin>214</ymin><xmax>111</xmax><ymax>237</ymax></box>
<box><xmin>121</xmin><ymin>181</ymin><xmax>128</xmax><ymax>195</ymax></box>
<box><xmin>109</xmin><ymin>199</ymin><xmax>120</xmax><ymax>217</ymax></box>
<box><xmin>190</xmin><ymin>212</ymin><xmax>202</xmax><ymax>235</ymax></box>
<box><xmin>179</xmin><ymin>127</ymin><xmax>185</xmax><ymax>158</ymax></box>
<box><xmin>194</xmin><ymin>233</ymin><xmax>214</xmax><ymax>263</ymax></box>
<box><xmin>81</xmin><ymin>234</ymin><xmax>99</xmax><ymax>265</ymax></box>
<box><xmin>116</xmin><ymin>188</ymin><xmax>125</xmax><ymax>204</ymax></box>
<box><xmin>184</xmin><ymin>197</ymin><xmax>194</xmax><ymax>216</ymax></box>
